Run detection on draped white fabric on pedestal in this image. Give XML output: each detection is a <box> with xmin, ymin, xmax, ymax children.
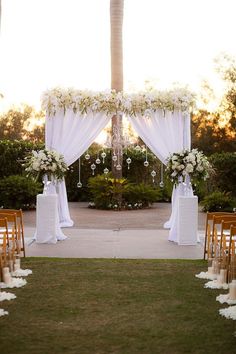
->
<box><xmin>45</xmin><ymin>109</ymin><xmax>110</xmax><ymax>227</ymax></box>
<box><xmin>128</xmin><ymin>109</ymin><xmax>192</xmax><ymax>242</ymax></box>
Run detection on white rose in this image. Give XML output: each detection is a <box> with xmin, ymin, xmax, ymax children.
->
<box><xmin>186</xmin><ymin>164</ymin><xmax>194</xmax><ymax>173</ymax></box>
<box><xmin>196</xmin><ymin>165</ymin><xmax>204</xmax><ymax>172</ymax></box>
<box><xmin>32</xmin><ymin>162</ymin><xmax>40</xmax><ymax>171</ymax></box>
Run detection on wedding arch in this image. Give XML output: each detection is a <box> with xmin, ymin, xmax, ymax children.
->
<box><xmin>41</xmin><ymin>86</ymin><xmax>195</xmax><ymax>240</ymax></box>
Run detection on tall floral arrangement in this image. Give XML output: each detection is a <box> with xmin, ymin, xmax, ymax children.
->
<box><xmin>23</xmin><ymin>149</ymin><xmax>68</xmax><ymax>181</ymax></box>
<box><xmin>165</xmin><ymin>149</ymin><xmax>212</xmax><ymax>185</ymax></box>
<box><xmin>41</xmin><ymin>87</ymin><xmax>196</xmax><ymax>116</ymax></box>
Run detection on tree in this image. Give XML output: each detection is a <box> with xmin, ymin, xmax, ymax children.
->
<box><xmin>110</xmin><ymin>0</ymin><xmax>124</xmax><ymax>179</ymax></box>
<box><xmin>0</xmin><ymin>105</ymin><xmax>45</xmax><ymax>142</ymax></box>
<box><xmin>192</xmin><ymin>54</ymin><xmax>236</xmax><ymax>154</ymax></box>
<box><xmin>215</xmin><ymin>53</ymin><xmax>236</xmax><ymax>133</ymax></box>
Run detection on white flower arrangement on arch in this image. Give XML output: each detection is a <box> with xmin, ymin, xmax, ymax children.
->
<box><xmin>23</xmin><ymin>149</ymin><xmax>68</xmax><ymax>182</ymax></box>
<box><xmin>165</xmin><ymin>149</ymin><xmax>212</xmax><ymax>185</ymax></box>
<box><xmin>41</xmin><ymin>87</ymin><xmax>196</xmax><ymax>116</ymax></box>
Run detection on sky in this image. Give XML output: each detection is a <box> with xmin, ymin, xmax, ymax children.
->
<box><xmin>0</xmin><ymin>0</ymin><xmax>236</xmax><ymax>110</ymax></box>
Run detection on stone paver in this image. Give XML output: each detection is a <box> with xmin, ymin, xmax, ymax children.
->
<box><xmin>24</xmin><ymin>202</ymin><xmax>206</xmax><ymax>259</ymax></box>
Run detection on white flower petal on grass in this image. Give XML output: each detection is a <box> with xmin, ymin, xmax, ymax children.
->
<box><xmin>0</xmin><ymin>291</ymin><xmax>16</xmax><ymax>302</ymax></box>
<box><xmin>0</xmin><ymin>309</ymin><xmax>8</xmax><ymax>317</ymax></box>
<box><xmin>195</xmin><ymin>271</ymin><xmax>217</xmax><ymax>280</ymax></box>
<box><xmin>219</xmin><ymin>306</ymin><xmax>236</xmax><ymax>320</ymax></box>
<box><xmin>0</xmin><ymin>277</ymin><xmax>27</xmax><ymax>288</ymax></box>
<box><xmin>11</xmin><ymin>269</ymin><xmax>32</xmax><ymax>277</ymax></box>
<box><xmin>216</xmin><ymin>293</ymin><xmax>236</xmax><ymax>305</ymax></box>
<box><xmin>204</xmin><ymin>280</ymin><xmax>229</xmax><ymax>290</ymax></box>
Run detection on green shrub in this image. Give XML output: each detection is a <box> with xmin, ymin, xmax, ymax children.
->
<box><xmin>124</xmin><ymin>183</ymin><xmax>160</xmax><ymax>207</ymax></box>
<box><xmin>0</xmin><ymin>140</ymin><xmax>43</xmax><ymax>178</ymax></box>
<box><xmin>209</xmin><ymin>152</ymin><xmax>236</xmax><ymax>196</ymax></box>
<box><xmin>0</xmin><ymin>175</ymin><xmax>42</xmax><ymax>210</ymax></box>
<box><xmin>200</xmin><ymin>191</ymin><xmax>235</xmax><ymax>212</ymax></box>
<box><xmin>88</xmin><ymin>173</ymin><xmax>162</xmax><ymax>209</ymax></box>
<box><xmin>88</xmin><ymin>174</ymin><xmax>129</xmax><ymax>209</ymax></box>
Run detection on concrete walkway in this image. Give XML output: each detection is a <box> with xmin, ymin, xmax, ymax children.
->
<box><xmin>24</xmin><ymin>202</ymin><xmax>206</xmax><ymax>259</ymax></box>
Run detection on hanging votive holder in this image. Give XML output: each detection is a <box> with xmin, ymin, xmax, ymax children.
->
<box><xmin>91</xmin><ymin>163</ymin><xmax>96</xmax><ymax>176</ymax></box>
<box><xmin>104</xmin><ymin>168</ymin><xmax>109</xmax><ymax>175</ymax></box>
<box><xmin>77</xmin><ymin>182</ymin><xmax>82</xmax><ymax>188</ymax></box>
<box><xmin>101</xmin><ymin>152</ymin><xmax>106</xmax><ymax>163</ymax></box>
<box><xmin>126</xmin><ymin>157</ymin><xmax>131</xmax><ymax>169</ymax></box>
<box><xmin>85</xmin><ymin>152</ymin><xmax>90</xmax><ymax>160</ymax></box>
<box><xmin>96</xmin><ymin>158</ymin><xmax>101</xmax><ymax>165</ymax></box>
<box><xmin>159</xmin><ymin>181</ymin><xmax>164</xmax><ymax>188</ymax></box>
<box><xmin>144</xmin><ymin>160</ymin><xmax>149</xmax><ymax>167</ymax></box>
<box><xmin>116</xmin><ymin>164</ymin><xmax>122</xmax><ymax>171</ymax></box>
<box><xmin>151</xmin><ymin>170</ymin><xmax>156</xmax><ymax>183</ymax></box>
<box><xmin>112</xmin><ymin>155</ymin><xmax>118</xmax><ymax>162</ymax></box>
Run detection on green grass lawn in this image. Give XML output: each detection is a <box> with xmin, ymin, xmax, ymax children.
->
<box><xmin>0</xmin><ymin>258</ymin><xmax>236</xmax><ymax>354</ymax></box>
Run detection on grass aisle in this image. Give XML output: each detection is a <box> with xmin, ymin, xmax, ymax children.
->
<box><xmin>0</xmin><ymin>258</ymin><xmax>236</xmax><ymax>354</ymax></box>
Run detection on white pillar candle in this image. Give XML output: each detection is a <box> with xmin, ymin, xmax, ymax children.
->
<box><xmin>9</xmin><ymin>260</ymin><xmax>14</xmax><ymax>272</ymax></box>
<box><xmin>3</xmin><ymin>273</ymin><xmax>12</xmax><ymax>285</ymax></box>
<box><xmin>208</xmin><ymin>266</ymin><xmax>213</xmax><ymax>274</ymax></box>
<box><xmin>15</xmin><ymin>258</ymin><xmax>21</xmax><ymax>266</ymax></box>
<box><xmin>217</xmin><ymin>269</ymin><xmax>227</xmax><ymax>284</ymax></box>
<box><xmin>2</xmin><ymin>267</ymin><xmax>10</xmax><ymax>275</ymax></box>
<box><xmin>14</xmin><ymin>263</ymin><xmax>20</xmax><ymax>271</ymax></box>
<box><xmin>14</xmin><ymin>258</ymin><xmax>21</xmax><ymax>271</ymax></box>
<box><xmin>229</xmin><ymin>280</ymin><xmax>236</xmax><ymax>300</ymax></box>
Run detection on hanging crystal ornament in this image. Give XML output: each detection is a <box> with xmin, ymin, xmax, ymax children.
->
<box><xmin>126</xmin><ymin>157</ymin><xmax>132</xmax><ymax>170</ymax></box>
<box><xmin>104</xmin><ymin>119</ymin><xmax>133</xmax><ymax>172</ymax></box>
<box><xmin>144</xmin><ymin>145</ymin><xmax>149</xmax><ymax>167</ymax></box>
<box><xmin>159</xmin><ymin>163</ymin><xmax>164</xmax><ymax>188</ymax></box>
<box><xmin>85</xmin><ymin>151</ymin><xmax>90</xmax><ymax>160</ymax></box>
<box><xmin>101</xmin><ymin>151</ymin><xmax>106</xmax><ymax>163</ymax></box>
<box><xmin>151</xmin><ymin>170</ymin><xmax>156</xmax><ymax>183</ymax></box>
<box><xmin>77</xmin><ymin>158</ymin><xmax>82</xmax><ymax>188</ymax></box>
<box><xmin>91</xmin><ymin>163</ymin><xmax>96</xmax><ymax>176</ymax></box>
<box><xmin>104</xmin><ymin>168</ymin><xmax>109</xmax><ymax>175</ymax></box>
<box><xmin>95</xmin><ymin>153</ymin><xmax>101</xmax><ymax>164</ymax></box>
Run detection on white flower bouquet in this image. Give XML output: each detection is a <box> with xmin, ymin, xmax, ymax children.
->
<box><xmin>41</xmin><ymin>87</ymin><xmax>196</xmax><ymax>116</ymax></box>
<box><xmin>23</xmin><ymin>149</ymin><xmax>68</xmax><ymax>181</ymax></box>
<box><xmin>165</xmin><ymin>148</ymin><xmax>212</xmax><ymax>185</ymax></box>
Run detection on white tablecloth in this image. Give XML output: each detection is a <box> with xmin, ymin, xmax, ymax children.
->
<box><xmin>168</xmin><ymin>196</ymin><xmax>198</xmax><ymax>245</ymax></box>
<box><xmin>35</xmin><ymin>194</ymin><xmax>67</xmax><ymax>244</ymax></box>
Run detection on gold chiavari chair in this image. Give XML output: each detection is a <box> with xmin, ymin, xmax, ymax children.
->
<box><xmin>203</xmin><ymin>212</ymin><xmax>233</xmax><ymax>260</ymax></box>
<box><xmin>0</xmin><ymin>217</ymin><xmax>9</xmax><ymax>281</ymax></box>
<box><xmin>212</xmin><ymin>215</ymin><xmax>236</xmax><ymax>257</ymax></box>
<box><xmin>227</xmin><ymin>226</ymin><xmax>236</xmax><ymax>284</ymax></box>
<box><xmin>0</xmin><ymin>209</ymin><xmax>25</xmax><ymax>257</ymax></box>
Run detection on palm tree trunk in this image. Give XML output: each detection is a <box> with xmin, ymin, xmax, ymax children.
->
<box><xmin>0</xmin><ymin>0</ymin><xmax>2</xmax><ymax>32</ymax></box>
<box><xmin>110</xmin><ymin>0</ymin><xmax>124</xmax><ymax>179</ymax></box>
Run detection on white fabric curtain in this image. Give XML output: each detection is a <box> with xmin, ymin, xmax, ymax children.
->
<box><xmin>128</xmin><ymin>109</ymin><xmax>191</xmax><ymax>241</ymax></box>
<box><xmin>45</xmin><ymin>109</ymin><xmax>110</xmax><ymax>227</ymax></box>
<box><xmin>127</xmin><ymin>109</ymin><xmax>190</xmax><ymax>163</ymax></box>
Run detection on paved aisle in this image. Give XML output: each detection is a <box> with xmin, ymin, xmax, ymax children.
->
<box><xmin>24</xmin><ymin>202</ymin><xmax>205</xmax><ymax>259</ymax></box>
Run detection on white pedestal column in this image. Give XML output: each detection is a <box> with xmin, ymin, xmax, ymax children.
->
<box><xmin>177</xmin><ymin>196</ymin><xmax>198</xmax><ymax>245</ymax></box>
<box><xmin>35</xmin><ymin>194</ymin><xmax>67</xmax><ymax>244</ymax></box>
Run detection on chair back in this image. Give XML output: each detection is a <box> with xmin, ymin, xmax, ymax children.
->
<box><xmin>203</xmin><ymin>212</ymin><xmax>233</xmax><ymax>259</ymax></box>
<box><xmin>0</xmin><ymin>209</ymin><xmax>25</xmax><ymax>257</ymax></box>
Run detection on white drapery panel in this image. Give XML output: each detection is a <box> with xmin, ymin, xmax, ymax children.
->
<box><xmin>127</xmin><ymin>109</ymin><xmax>190</xmax><ymax>164</ymax></box>
<box><xmin>128</xmin><ymin>110</ymin><xmax>192</xmax><ymax>241</ymax></box>
<box><xmin>45</xmin><ymin>109</ymin><xmax>110</xmax><ymax>226</ymax></box>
